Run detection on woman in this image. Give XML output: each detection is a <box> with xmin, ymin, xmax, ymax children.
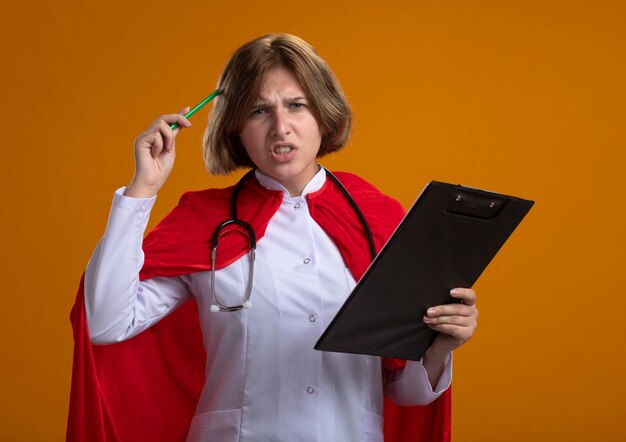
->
<box><xmin>71</xmin><ymin>34</ymin><xmax>478</xmax><ymax>442</ymax></box>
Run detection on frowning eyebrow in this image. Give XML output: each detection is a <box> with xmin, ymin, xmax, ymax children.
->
<box><xmin>252</xmin><ymin>96</ymin><xmax>308</xmax><ymax>107</ymax></box>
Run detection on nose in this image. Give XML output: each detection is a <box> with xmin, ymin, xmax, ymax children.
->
<box><xmin>270</xmin><ymin>108</ymin><xmax>291</xmax><ymax>138</ymax></box>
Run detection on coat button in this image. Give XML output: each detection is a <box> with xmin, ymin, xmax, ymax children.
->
<box><xmin>307</xmin><ymin>386</ymin><xmax>315</xmax><ymax>394</ymax></box>
<box><xmin>303</xmin><ymin>258</ymin><xmax>311</xmax><ymax>264</ymax></box>
<box><xmin>294</xmin><ymin>202</ymin><xmax>301</xmax><ymax>209</ymax></box>
<box><xmin>308</xmin><ymin>314</ymin><xmax>316</xmax><ymax>323</ymax></box>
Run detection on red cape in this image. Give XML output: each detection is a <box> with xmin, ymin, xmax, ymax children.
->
<box><xmin>67</xmin><ymin>171</ymin><xmax>451</xmax><ymax>441</ymax></box>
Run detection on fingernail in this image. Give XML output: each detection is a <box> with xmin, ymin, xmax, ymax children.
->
<box><xmin>423</xmin><ymin>316</ymin><xmax>431</xmax><ymax>323</ymax></box>
<box><xmin>427</xmin><ymin>308</ymin><xmax>436</xmax><ymax>316</ymax></box>
<box><xmin>450</xmin><ymin>289</ymin><xmax>459</xmax><ymax>296</ymax></box>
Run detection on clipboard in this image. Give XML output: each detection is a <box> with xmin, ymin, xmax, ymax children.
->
<box><xmin>314</xmin><ymin>181</ymin><xmax>534</xmax><ymax>361</ymax></box>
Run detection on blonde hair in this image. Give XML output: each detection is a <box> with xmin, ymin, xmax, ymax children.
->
<box><xmin>203</xmin><ymin>34</ymin><xmax>352</xmax><ymax>175</ymax></box>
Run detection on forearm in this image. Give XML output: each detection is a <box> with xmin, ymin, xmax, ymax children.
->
<box><xmin>422</xmin><ymin>341</ymin><xmax>451</xmax><ymax>390</ymax></box>
<box><xmin>84</xmin><ymin>188</ymin><xmax>189</xmax><ymax>344</ymax></box>
<box><xmin>383</xmin><ymin>353</ymin><xmax>452</xmax><ymax>406</ymax></box>
<box><xmin>84</xmin><ymin>188</ymin><xmax>155</xmax><ymax>341</ymax></box>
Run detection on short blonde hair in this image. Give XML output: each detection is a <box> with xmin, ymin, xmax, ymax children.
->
<box><xmin>203</xmin><ymin>34</ymin><xmax>352</xmax><ymax>175</ymax></box>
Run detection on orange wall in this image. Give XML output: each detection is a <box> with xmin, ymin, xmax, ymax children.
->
<box><xmin>1</xmin><ymin>0</ymin><xmax>625</xmax><ymax>440</ymax></box>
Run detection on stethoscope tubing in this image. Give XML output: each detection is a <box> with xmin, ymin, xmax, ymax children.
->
<box><xmin>210</xmin><ymin>167</ymin><xmax>376</xmax><ymax>313</ymax></box>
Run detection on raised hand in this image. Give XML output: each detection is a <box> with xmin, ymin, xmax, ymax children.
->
<box><xmin>126</xmin><ymin>108</ymin><xmax>191</xmax><ymax>198</ymax></box>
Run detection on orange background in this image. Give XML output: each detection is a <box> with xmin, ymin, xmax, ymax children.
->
<box><xmin>1</xmin><ymin>0</ymin><xmax>625</xmax><ymax>440</ymax></box>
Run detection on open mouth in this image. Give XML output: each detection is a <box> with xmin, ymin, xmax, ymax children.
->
<box><xmin>272</xmin><ymin>145</ymin><xmax>294</xmax><ymax>154</ymax></box>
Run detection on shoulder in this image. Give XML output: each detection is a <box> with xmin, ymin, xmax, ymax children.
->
<box><xmin>329</xmin><ymin>171</ymin><xmax>405</xmax><ymax>213</ymax></box>
<box><xmin>177</xmin><ymin>186</ymin><xmax>233</xmax><ymax>207</ymax></box>
<box><xmin>329</xmin><ymin>171</ymin><xmax>380</xmax><ymax>192</ymax></box>
<box><xmin>147</xmin><ymin>186</ymin><xmax>234</xmax><ymax>235</ymax></box>
<box><xmin>173</xmin><ymin>186</ymin><xmax>238</xmax><ymax>218</ymax></box>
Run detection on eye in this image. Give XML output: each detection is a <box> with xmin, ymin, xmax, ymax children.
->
<box><xmin>250</xmin><ymin>107</ymin><xmax>268</xmax><ymax>117</ymax></box>
<box><xmin>290</xmin><ymin>102</ymin><xmax>306</xmax><ymax>110</ymax></box>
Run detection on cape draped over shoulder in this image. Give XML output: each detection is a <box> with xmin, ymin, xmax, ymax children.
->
<box><xmin>67</xmin><ymin>171</ymin><xmax>451</xmax><ymax>442</ymax></box>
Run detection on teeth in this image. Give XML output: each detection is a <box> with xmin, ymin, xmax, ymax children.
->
<box><xmin>274</xmin><ymin>146</ymin><xmax>293</xmax><ymax>154</ymax></box>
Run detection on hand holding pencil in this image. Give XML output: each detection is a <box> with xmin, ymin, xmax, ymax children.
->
<box><xmin>125</xmin><ymin>90</ymin><xmax>221</xmax><ymax>198</ymax></box>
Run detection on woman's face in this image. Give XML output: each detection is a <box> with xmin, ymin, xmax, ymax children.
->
<box><xmin>239</xmin><ymin>66</ymin><xmax>322</xmax><ymax>197</ymax></box>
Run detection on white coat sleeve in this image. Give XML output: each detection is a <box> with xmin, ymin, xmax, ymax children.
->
<box><xmin>383</xmin><ymin>353</ymin><xmax>452</xmax><ymax>406</ymax></box>
<box><xmin>84</xmin><ymin>188</ymin><xmax>192</xmax><ymax>345</ymax></box>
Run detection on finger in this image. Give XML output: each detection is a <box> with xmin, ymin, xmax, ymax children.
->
<box><xmin>154</xmin><ymin>111</ymin><xmax>191</xmax><ymax>125</ymax></box>
<box><xmin>426</xmin><ymin>304</ymin><xmax>476</xmax><ymax>318</ymax></box>
<box><xmin>150</xmin><ymin>131</ymin><xmax>164</xmax><ymax>159</ymax></box>
<box><xmin>170</xmin><ymin>109</ymin><xmax>192</xmax><ymax>136</ymax></box>
<box><xmin>152</xmin><ymin>113</ymin><xmax>192</xmax><ymax>130</ymax></box>
<box><xmin>450</xmin><ymin>288</ymin><xmax>476</xmax><ymax>306</ymax></box>
<box><xmin>423</xmin><ymin>314</ymin><xmax>475</xmax><ymax>327</ymax></box>
<box><xmin>157</xmin><ymin>120</ymin><xmax>175</xmax><ymax>152</ymax></box>
<box><xmin>426</xmin><ymin>323</ymin><xmax>474</xmax><ymax>342</ymax></box>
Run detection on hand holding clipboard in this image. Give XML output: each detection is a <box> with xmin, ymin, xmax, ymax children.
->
<box><xmin>315</xmin><ymin>182</ymin><xmax>534</xmax><ymax>361</ymax></box>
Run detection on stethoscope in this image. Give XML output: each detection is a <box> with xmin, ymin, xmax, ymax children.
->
<box><xmin>210</xmin><ymin>167</ymin><xmax>377</xmax><ymax>313</ymax></box>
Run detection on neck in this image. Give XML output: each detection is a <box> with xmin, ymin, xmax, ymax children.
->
<box><xmin>255</xmin><ymin>165</ymin><xmax>323</xmax><ymax>197</ymax></box>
